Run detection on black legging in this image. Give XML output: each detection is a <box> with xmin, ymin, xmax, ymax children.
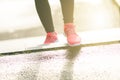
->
<box><xmin>35</xmin><ymin>0</ymin><xmax>74</xmax><ymax>33</ymax></box>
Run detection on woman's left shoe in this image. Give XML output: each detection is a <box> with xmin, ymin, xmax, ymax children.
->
<box><xmin>64</xmin><ymin>23</ymin><xmax>81</xmax><ymax>46</ymax></box>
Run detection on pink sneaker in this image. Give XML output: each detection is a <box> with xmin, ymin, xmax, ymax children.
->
<box><xmin>64</xmin><ymin>23</ymin><xmax>81</xmax><ymax>46</ymax></box>
<box><xmin>44</xmin><ymin>32</ymin><xmax>58</xmax><ymax>44</ymax></box>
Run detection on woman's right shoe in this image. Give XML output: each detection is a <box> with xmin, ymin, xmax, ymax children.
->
<box><xmin>44</xmin><ymin>32</ymin><xmax>58</xmax><ymax>44</ymax></box>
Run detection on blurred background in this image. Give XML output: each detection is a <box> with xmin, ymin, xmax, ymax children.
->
<box><xmin>0</xmin><ymin>0</ymin><xmax>120</xmax><ymax>41</ymax></box>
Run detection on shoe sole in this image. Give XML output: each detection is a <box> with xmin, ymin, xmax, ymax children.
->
<box><xmin>44</xmin><ymin>40</ymin><xmax>59</xmax><ymax>45</ymax></box>
<box><xmin>68</xmin><ymin>42</ymin><xmax>81</xmax><ymax>47</ymax></box>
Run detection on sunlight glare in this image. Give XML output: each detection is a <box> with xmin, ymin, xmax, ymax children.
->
<box><xmin>79</xmin><ymin>0</ymin><xmax>103</xmax><ymax>4</ymax></box>
<box><xmin>92</xmin><ymin>11</ymin><xmax>109</xmax><ymax>26</ymax></box>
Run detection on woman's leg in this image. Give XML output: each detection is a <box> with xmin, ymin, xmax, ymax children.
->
<box><xmin>35</xmin><ymin>0</ymin><xmax>55</xmax><ymax>33</ymax></box>
<box><xmin>60</xmin><ymin>0</ymin><xmax>74</xmax><ymax>23</ymax></box>
<box><xmin>35</xmin><ymin>0</ymin><xmax>57</xmax><ymax>44</ymax></box>
<box><xmin>60</xmin><ymin>0</ymin><xmax>81</xmax><ymax>46</ymax></box>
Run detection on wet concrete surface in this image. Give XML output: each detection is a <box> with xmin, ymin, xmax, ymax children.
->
<box><xmin>0</xmin><ymin>43</ymin><xmax>120</xmax><ymax>80</ymax></box>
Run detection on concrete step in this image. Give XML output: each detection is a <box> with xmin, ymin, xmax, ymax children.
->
<box><xmin>0</xmin><ymin>28</ymin><xmax>120</xmax><ymax>54</ymax></box>
<box><xmin>0</xmin><ymin>40</ymin><xmax>120</xmax><ymax>80</ymax></box>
